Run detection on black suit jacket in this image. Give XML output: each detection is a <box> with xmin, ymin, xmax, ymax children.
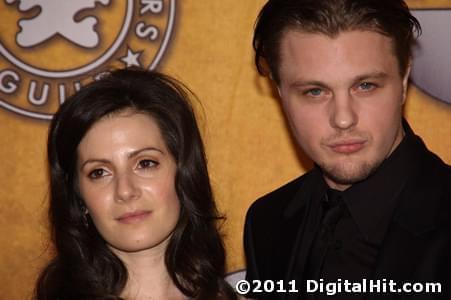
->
<box><xmin>244</xmin><ymin>133</ymin><xmax>451</xmax><ymax>299</ymax></box>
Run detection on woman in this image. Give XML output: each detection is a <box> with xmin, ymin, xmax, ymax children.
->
<box><xmin>35</xmin><ymin>68</ymin><xmax>237</xmax><ymax>299</ymax></box>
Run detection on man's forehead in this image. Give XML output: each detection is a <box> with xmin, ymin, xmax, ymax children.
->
<box><xmin>277</xmin><ymin>29</ymin><xmax>401</xmax><ymax>85</ymax></box>
<box><xmin>279</xmin><ymin>30</ymin><xmax>394</xmax><ymax>60</ymax></box>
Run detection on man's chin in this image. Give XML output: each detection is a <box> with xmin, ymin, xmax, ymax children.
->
<box><xmin>319</xmin><ymin>160</ymin><xmax>381</xmax><ymax>188</ymax></box>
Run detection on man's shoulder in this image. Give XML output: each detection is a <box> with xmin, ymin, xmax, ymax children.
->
<box><xmin>430</xmin><ymin>156</ymin><xmax>451</xmax><ymax>217</ymax></box>
<box><xmin>418</xmin><ymin>145</ymin><xmax>451</xmax><ymax>195</ymax></box>
<box><xmin>398</xmin><ymin>143</ymin><xmax>451</xmax><ymax>230</ymax></box>
<box><xmin>246</xmin><ymin>170</ymin><xmax>315</xmax><ymax>220</ymax></box>
<box><xmin>421</xmin><ymin>142</ymin><xmax>451</xmax><ymax>171</ymax></box>
<box><xmin>413</xmin><ymin>131</ymin><xmax>451</xmax><ymax>176</ymax></box>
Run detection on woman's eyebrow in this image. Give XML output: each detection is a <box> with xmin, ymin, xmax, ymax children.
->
<box><xmin>80</xmin><ymin>158</ymin><xmax>110</xmax><ymax>169</ymax></box>
<box><xmin>127</xmin><ymin>146</ymin><xmax>163</xmax><ymax>159</ymax></box>
<box><xmin>80</xmin><ymin>147</ymin><xmax>164</xmax><ymax>169</ymax></box>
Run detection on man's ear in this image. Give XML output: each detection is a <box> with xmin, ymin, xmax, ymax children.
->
<box><xmin>402</xmin><ymin>61</ymin><xmax>412</xmax><ymax>105</ymax></box>
<box><xmin>269</xmin><ymin>73</ymin><xmax>283</xmax><ymax>97</ymax></box>
<box><xmin>276</xmin><ymin>85</ymin><xmax>282</xmax><ymax>98</ymax></box>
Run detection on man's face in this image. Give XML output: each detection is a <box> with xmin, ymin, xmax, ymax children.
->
<box><xmin>277</xmin><ymin>30</ymin><xmax>410</xmax><ymax>190</ymax></box>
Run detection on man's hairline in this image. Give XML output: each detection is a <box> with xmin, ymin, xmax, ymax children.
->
<box><xmin>271</xmin><ymin>26</ymin><xmax>409</xmax><ymax>84</ymax></box>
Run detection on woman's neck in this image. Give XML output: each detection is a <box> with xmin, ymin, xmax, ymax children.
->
<box><xmin>112</xmin><ymin>242</ymin><xmax>187</xmax><ymax>300</ymax></box>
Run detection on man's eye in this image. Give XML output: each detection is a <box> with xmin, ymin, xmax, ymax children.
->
<box><xmin>138</xmin><ymin>159</ymin><xmax>158</xmax><ymax>169</ymax></box>
<box><xmin>88</xmin><ymin>169</ymin><xmax>106</xmax><ymax>179</ymax></box>
<box><xmin>358</xmin><ymin>82</ymin><xmax>376</xmax><ymax>91</ymax></box>
<box><xmin>305</xmin><ymin>88</ymin><xmax>323</xmax><ymax>96</ymax></box>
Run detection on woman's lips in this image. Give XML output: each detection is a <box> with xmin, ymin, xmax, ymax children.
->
<box><xmin>329</xmin><ymin>140</ymin><xmax>366</xmax><ymax>154</ymax></box>
<box><xmin>116</xmin><ymin>210</ymin><xmax>151</xmax><ymax>224</ymax></box>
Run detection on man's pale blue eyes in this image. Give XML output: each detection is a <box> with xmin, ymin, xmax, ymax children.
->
<box><xmin>301</xmin><ymin>82</ymin><xmax>376</xmax><ymax>98</ymax></box>
<box><xmin>305</xmin><ymin>88</ymin><xmax>323</xmax><ymax>96</ymax></box>
<box><xmin>359</xmin><ymin>82</ymin><xmax>375</xmax><ymax>90</ymax></box>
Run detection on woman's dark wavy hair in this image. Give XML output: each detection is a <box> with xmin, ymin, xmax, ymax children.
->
<box><xmin>254</xmin><ymin>0</ymin><xmax>421</xmax><ymax>83</ymax></box>
<box><xmin>35</xmin><ymin>68</ymin><xmax>236</xmax><ymax>300</ymax></box>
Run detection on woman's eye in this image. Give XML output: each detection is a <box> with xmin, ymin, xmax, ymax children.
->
<box><xmin>88</xmin><ymin>169</ymin><xmax>107</xmax><ymax>179</ymax></box>
<box><xmin>138</xmin><ymin>159</ymin><xmax>158</xmax><ymax>169</ymax></box>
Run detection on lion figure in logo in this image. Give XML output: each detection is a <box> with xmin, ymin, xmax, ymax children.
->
<box><xmin>7</xmin><ymin>0</ymin><xmax>110</xmax><ymax>48</ymax></box>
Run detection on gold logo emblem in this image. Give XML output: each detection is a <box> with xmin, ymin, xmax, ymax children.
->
<box><xmin>0</xmin><ymin>0</ymin><xmax>176</xmax><ymax>120</ymax></box>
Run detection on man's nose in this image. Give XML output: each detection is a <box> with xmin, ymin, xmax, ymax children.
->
<box><xmin>329</xmin><ymin>92</ymin><xmax>358</xmax><ymax>130</ymax></box>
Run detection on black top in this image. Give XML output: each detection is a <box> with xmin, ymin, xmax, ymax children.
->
<box><xmin>244</xmin><ymin>119</ymin><xmax>451</xmax><ymax>300</ymax></box>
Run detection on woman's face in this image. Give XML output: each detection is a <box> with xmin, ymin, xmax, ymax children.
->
<box><xmin>77</xmin><ymin>110</ymin><xmax>180</xmax><ymax>254</ymax></box>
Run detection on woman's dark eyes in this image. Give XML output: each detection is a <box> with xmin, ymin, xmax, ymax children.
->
<box><xmin>88</xmin><ymin>169</ymin><xmax>106</xmax><ymax>179</ymax></box>
<box><xmin>138</xmin><ymin>159</ymin><xmax>158</xmax><ymax>169</ymax></box>
<box><xmin>87</xmin><ymin>160</ymin><xmax>158</xmax><ymax>179</ymax></box>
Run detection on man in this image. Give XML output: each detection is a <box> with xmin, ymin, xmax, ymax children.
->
<box><xmin>243</xmin><ymin>0</ymin><xmax>451</xmax><ymax>299</ymax></box>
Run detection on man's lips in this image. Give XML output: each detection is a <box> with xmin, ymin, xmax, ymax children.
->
<box><xmin>328</xmin><ymin>140</ymin><xmax>366</xmax><ymax>154</ymax></box>
<box><xmin>116</xmin><ymin>210</ymin><xmax>151</xmax><ymax>224</ymax></box>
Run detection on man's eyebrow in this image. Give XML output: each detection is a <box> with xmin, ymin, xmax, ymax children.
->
<box><xmin>289</xmin><ymin>72</ymin><xmax>389</xmax><ymax>89</ymax></box>
<box><xmin>289</xmin><ymin>80</ymin><xmax>331</xmax><ymax>90</ymax></box>
<box><xmin>80</xmin><ymin>147</ymin><xmax>163</xmax><ymax>169</ymax></box>
<box><xmin>354</xmin><ymin>72</ymin><xmax>389</xmax><ymax>82</ymax></box>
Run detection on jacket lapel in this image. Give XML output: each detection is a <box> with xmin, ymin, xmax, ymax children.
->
<box><xmin>273</xmin><ymin>170</ymin><xmax>325</xmax><ymax>300</ymax></box>
<box><xmin>367</xmin><ymin>223</ymin><xmax>429</xmax><ymax>300</ymax></box>
<box><xmin>367</xmin><ymin>152</ymin><xmax>442</xmax><ymax>300</ymax></box>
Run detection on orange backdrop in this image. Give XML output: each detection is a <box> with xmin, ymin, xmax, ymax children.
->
<box><xmin>0</xmin><ymin>1</ymin><xmax>450</xmax><ymax>299</ymax></box>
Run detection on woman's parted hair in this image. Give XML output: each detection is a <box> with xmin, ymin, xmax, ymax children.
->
<box><xmin>35</xmin><ymin>68</ymin><xmax>235</xmax><ymax>299</ymax></box>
